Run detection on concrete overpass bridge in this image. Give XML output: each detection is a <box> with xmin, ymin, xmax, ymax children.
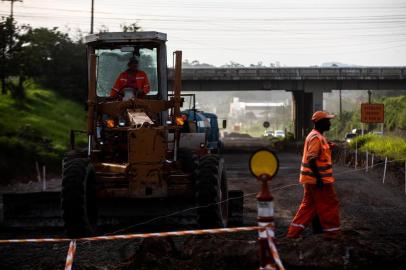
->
<box><xmin>168</xmin><ymin>67</ymin><xmax>406</xmax><ymax>139</ymax></box>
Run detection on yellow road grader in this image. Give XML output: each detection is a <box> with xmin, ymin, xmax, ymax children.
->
<box><xmin>1</xmin><ymin>32</ymin><xmax>243</xmax><ymax>237</ymax></box>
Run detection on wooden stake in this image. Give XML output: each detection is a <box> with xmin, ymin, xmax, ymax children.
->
<box><xmin>355</xmin><ymin>141</ymin><xmax>358</xmax><ymax>169</ymax></box>
<box><xmin>35</xmin><ymin>161</ymin><xmax>41</xmax><ymax>183</ymax></box>
<box><xmin>42</xmin><ymin>165</ymin><xmax>46</xmax><ymax>191</ymax></box>
<box><xmin>366</xmin><ymin>151</ymin><xmax>369</xmax><ymax>172</ymax></box>
<box><xmin>382</xmin><ymin>157</ymin><xmax>388</xmax><ymax>184</ymax></box>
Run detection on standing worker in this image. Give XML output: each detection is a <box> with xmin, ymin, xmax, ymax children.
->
<box><xmin>287</xmin><ymin>111</ymin><xmax>340</xmax><ymax>238</ymax></box>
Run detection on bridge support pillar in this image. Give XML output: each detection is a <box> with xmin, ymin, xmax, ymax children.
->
<box><xmin>292</xmin><ymin>91</ymin><xmax>313</xmax><ymax>140</ymax></box>
<box><xmin>312</xmin><ymin>90</ymin><xmax>324</xmax><ymax>111</ymax></box>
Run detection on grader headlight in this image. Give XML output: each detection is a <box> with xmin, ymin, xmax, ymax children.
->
<box><xmin>106</xmin><ymin>119</ymin><xmax>115</xmax><ymax>128</ymax></box>
<box><xmin>176</xmin><ymin>115</ymin><xmax>187</xmax><ymax>126</ymax></box>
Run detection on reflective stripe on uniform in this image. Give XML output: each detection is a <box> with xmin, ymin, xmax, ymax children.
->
<box><xmin>301</xmin><ymin>163</ymin><xmax>332</xmax><ymax>171</ymax></box>
<box><xmin>290</xmin><ymin>223</ymin><xmax>305</xmax><ymax>229</ymax></box>
<box><xmin>300</xmin><ymin>171</ymin><xmax>333</xmax><ymax>178</ymax></box>
<box><xmin>323</xmin><ymin>227</ymin><xmax>340</xmax><ymax>232</ymax></box>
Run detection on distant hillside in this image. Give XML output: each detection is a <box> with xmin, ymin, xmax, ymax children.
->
<box><xmin>321</xmin><ymin>62</ymin><xmax>360</xmax><ymax>67</ymax></box>
<box><xmin>0</xmin><ymin>85</ymin><xmax>86</xmax><ymax>182</ymax></box>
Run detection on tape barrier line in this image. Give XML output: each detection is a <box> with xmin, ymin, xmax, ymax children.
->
<box><xmin>64</xmin><ymin>240</ymin><xmax>76</xmax><ymax>270</ymax></box>
<box><xmin>266</xmin><ymin>230</ymin><xmax>285</xmax><ymax>270</ymax></box>
<box><xmin>80</xmin><ymin>226</ymin><xmax>262</xmax><ymax>241</ymax></box>
<box><xmin>0</xmin><ymin>237</ymin><xmax>71</xmax><ymax>244</ymax></box>
<box><xmin>0</xmin><ymin>226</ymin><xmax>263</xmax><ymax>244</ymax></box>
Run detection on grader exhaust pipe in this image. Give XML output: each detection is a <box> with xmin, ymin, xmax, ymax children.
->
<box><xmin>173</xmin><ymin>51</ymin><xmax>182</xmax><ymax>161</ymax></box>
<box><xmin>87</xmin><ymin>54</ymin><xmax>97</xmax><ymax>157</ymax></box>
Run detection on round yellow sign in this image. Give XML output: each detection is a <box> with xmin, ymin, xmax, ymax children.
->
<box><xmin>249</xmin><ymin>149</ymin><xmax>279</xmax><ymax>178</ymax></box>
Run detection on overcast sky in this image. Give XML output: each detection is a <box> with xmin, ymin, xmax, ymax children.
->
<box><xmin>1</xmin><ymin>0</ymin><xmax>405</xmax><ymax>66</ymax></box>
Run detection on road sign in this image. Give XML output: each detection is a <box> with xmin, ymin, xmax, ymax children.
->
<box><xmin>263</xmin><ymin>121</ymin><xmax>270</xmax><ymax>129</ymax></box>
<box><xmin>249</xmin><ymin>149</ymin><xmax>279</xmax><ymax>178</ymax></box>
<box><xmin>361</xmin><ymin>103</ymin><xmax>384</xmax><ymax>123</ymax></box>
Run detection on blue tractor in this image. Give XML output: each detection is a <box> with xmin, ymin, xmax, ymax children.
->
<box><xmin>179</xmin><ymin>95</ymin><xmax>225</xmax><ymax>154</ymax></box>
<box><xmin>202</xmin><ymin>112</ymin><xmax>225</xmax><ymax>154</ymax></box>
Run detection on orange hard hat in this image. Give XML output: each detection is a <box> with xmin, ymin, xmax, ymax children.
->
<box><xmin>312</xmin><ymin>111</ymin><xmax>335</xmax><ymax>122</ymax></box>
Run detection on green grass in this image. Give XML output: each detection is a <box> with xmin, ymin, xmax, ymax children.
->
<box><xmin>0</xmin><ymin>84</ymin><xmax>86</xmax><ymax>180</ymax></box>
<box><xmin>349</xmin><ymin>134</ymin><xmax>406</xmax><ymax>161</ymax></box>
<box><xmin>0</xmin><ymin>85</ymin><xmax>86</xmax><ymax>151</ymax></box>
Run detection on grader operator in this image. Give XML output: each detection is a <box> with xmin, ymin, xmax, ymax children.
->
<box><xmin>61</xmin><ymin>32</ymin><xmax>236</xmax><ymax>237</ymax></box>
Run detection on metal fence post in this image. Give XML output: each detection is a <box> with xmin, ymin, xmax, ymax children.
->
<box><xmin>355</xmin><ymin>141</ymin><xmax>358</xmax><ymax>169</ymax></box>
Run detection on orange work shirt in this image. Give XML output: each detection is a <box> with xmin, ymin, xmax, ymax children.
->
<box><xmin>300</xmin><ymin>129</ymin><xmax>334</xmax><ymax>184</ymax></box>
<box><xmin>110</xmin><ymin>70</ymin><xmax>150</xmax><ymax>98</ymax></box>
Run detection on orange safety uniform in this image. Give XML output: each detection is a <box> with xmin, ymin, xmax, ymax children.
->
<box><xmin>300</xmin><ymin>129</ymin><xmax>334</xmax><ymax>184</ymax></box>
<box><xmin>287</xmin><ymin>129</ymin><xmax>340</xmax><ymax>237</ymax></box>
<box><xmin>110</xmin><ymin>70</ymin><xmax>150</xmax><ymax>98</ymax></box>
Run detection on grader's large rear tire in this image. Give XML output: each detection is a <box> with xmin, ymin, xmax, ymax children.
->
<box><xmin>61</xmin><ymin>158</ymin><xmax>98</xmax><ymax>237</ymax></box>
<box><xmin>195</xmin><ymin>155</ymin><xmax>228</xmax><ymax>228</ymax></box>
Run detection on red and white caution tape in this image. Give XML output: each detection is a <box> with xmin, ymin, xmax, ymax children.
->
<box><xmin>0</xmin><ymin>226</ymin><xmax>285</xmax><ymax>270</ymax></box>
<box><xmin>266</xmin><ymin>230</ymin><xmax>285</xmax><ymax>270</ymax></box>
<box><xmin>79</xmin><ymin>226</ymin><xmax>262</xmax><ymax>241</ymax></box>
<box><xmin>0</xmin><ymin>237</ymin><xmax>71</xmax><ymax>244</ymax></box>
<box><xmin>64</xmin><ymin>240</ymin><xmax>76</xmax><ymax>270</ymax></box>
<box><xmin>0</xmin><ymin>226</ymin><xmax>261</xmax><ymax>244</ymax></box>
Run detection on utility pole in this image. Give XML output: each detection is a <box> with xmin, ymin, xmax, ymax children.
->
<box><xmin>1</xmin><ymin>0</ymin><xmax>22</xmax><ymax>95</ymax></box>
<box><xmin>90</xmin><ymin>0</ymin><xmax>94</xmax><ymax>34</ymax></box>
<box><xmin>367</xmin><ymin>90</ymin><xmax>372</xmax><ymax>132</ymax></box>
<box><xmin>2</xmin><ymin>0</ymin><xmax>21</xmax><ymax>42</ymax></box>
<box><xmin>339</xmin><ymin>89</ymin><xmax>342</xmax><ymax>119</ymax></box>
<box><xmin>368</xmin><ymin>90</ymin><xmax>372</xmax><ymax>104</ymax></box>
<box><xmin>3</xmin><ymin>0</ymin><xmax>22</xmax><ymax>17</ymax></box>
<box><xmin>1</xmin><ymin>21</ymin><xmax>6</xmax><ymax>95</ymax></box>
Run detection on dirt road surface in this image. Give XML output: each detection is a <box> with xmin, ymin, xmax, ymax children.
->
<box><xmin>1</xmin><ymin>142</ymin><xmax>406</xmax><ymax>269</ymax></box>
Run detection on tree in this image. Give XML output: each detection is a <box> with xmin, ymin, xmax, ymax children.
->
<box><xmin>221</xmin><ymin>61</ymin><xmax>245</xmax><ymax>68</ymax></box>
<box><xmin>5</xmin><ymin>25</ymin><xmax>86</xmax><ymax>101</ymax></box>
<box><xmin>0</xmin><ymin>17</ymin><xmax>17</xmax><ymax>95</ymax></box>
<box><xmin>121</xmin><ymin>22</ymin><xmax>140</xmax><ymax>32</ymax></box>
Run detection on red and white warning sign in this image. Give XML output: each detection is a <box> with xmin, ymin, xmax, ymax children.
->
<box><xmin>361</xmin><ymin>103</ymin><xmax>384</xmax><ymax>123</ymax></box>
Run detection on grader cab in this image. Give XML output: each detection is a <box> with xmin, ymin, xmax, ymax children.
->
<box><xmin>61</xmin><ymin>32</ymin><xmax>233</xmax><ymax>237</ymax></box>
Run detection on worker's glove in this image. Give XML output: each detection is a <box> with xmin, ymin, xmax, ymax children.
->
<box><xmin>316</xmin><ymin>177</ymin><xmax>324</xmax><ymax>189</ymax></box>
<box><xmin>328</xmin><ymin>141</ymin><xmax>336</xmax><ymax>149</ymax></box>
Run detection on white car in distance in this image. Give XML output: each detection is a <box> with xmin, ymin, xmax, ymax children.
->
<box><xmin>274</xmin><ymin>130</ymin><xmax>285</xmax><ymax>138</ymax></box>
<box><xmin>264</xmin><ymin>130</ymin><xmax>274</xmax><ymax>137</ymax></box>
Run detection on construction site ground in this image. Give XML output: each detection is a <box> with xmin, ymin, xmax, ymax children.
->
<box><xmin>1</xmin><ymin>138</ymin><xmax>406</xmax><ymax>270</ymax></box>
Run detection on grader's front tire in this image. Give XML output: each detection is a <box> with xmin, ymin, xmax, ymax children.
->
<box><xmin>195</xmin><ymin>155</ymin><xmax>228</xmax><ymax>228</ymax></box>
<box><xmin>61</xmin><ymin>158</ymin><xmax>98</xmax><ymax>237</ymax></box>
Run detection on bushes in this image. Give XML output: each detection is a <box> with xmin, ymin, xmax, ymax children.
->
<box><xmin>349</xmin><ymin>134</ymin><xmax>406</xmax><ymax>161</ymax></box>
<box><xmin>348</xmin><ymin>133</ymin><xmax>377</xmax><ymax>149</ymax></box>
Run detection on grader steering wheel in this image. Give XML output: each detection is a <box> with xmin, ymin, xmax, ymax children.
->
<box><xmin>121</xmin><ymin>87</ymin><xmax>144</xmax><ymax>101</ymax></box>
